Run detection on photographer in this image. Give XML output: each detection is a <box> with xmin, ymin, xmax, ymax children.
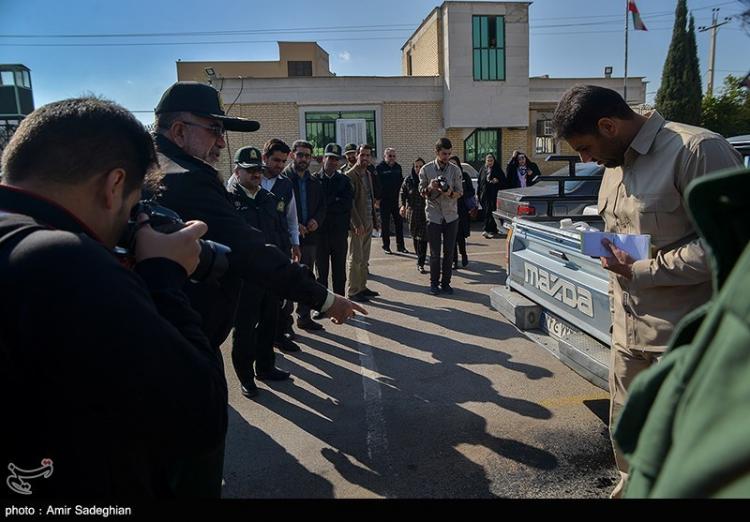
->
<box><xmin>419</xmin><ymin>138</ymin><xmax>463</xmax><ymax>295</ymax></box>
<box><xmin>150</xmin><ymin>81</ymin><xmax>365</xmax><ymax>495</ymax></box>
<box><xmin>0</xmin><ymin>97</ymin><xmax>226</xmax><ymax>498</ymax></box>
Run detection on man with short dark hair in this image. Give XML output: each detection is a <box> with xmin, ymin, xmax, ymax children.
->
<box><xmin>260</xmin><ymin>138</ymin><xmax>302</xmax><ymax>352</ymax></box>
<box><xmin>150</xmin><ymin>81</ymin><xmax>366</xmax><ymax>495</ymax></box>
<box><xmin>553</xmin><ymin>84</ymin><xmax>742</xmax><ymax>498</ymax></box>
<box><xmin>346</xmin><ymin>144</ymin><xmax>380</xmax><ymax>302</ymax></box>
<box><xmin>284</xmin><ymin>140</ymin><xmax>327</xmax><ymax>331</ymax></box>
<box><xmin>0</xmin><ymin>97</ymin><xmax>226</xmax><ymax>498</ymax></box>
<box><xmin>376</xmin><ymin>147</ymin><xmax>406</xmax><ymax>254</ymax></box>
<box><xmin>419</xmin><ymin>138</ymin><xmax>463</xmax><ymax>295</ymax></box>
<box><xmin>226</xmin><ymin>146</ymin><xmax>291</xmax><ymax>399</ymax></box>
<box><xmin>314</xmin><ymin>143</ymin><xmax>353</xmax><ymax>300</ymax></box>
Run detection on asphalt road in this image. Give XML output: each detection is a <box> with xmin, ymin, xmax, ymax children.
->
<box><xmin>220</xmin><ymin>223</ymin><xmax>618</xmax><ymax>498</ymax></box>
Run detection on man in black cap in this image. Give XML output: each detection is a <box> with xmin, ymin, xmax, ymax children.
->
<box><xmin>150</xmin><ymin>81</ymin><xmax>366</xmax><ymax>496</ymax></box>
<box><xmin>342</xmin><ymin>143</ymin><xmax>358</xmax><ymax>172</ymax></box>
<box><xmin>314</xmin><ymin>143</ymin><xmax>353</xmax><ymax>304</ymax></box>
<box><xmin>226</xmin><ymin>146</ymin><xmax>292</xmax><ymax>399</ymax></box>
<box><xmin>283</xmin><ymin>140</ymin><xmax>327</xmax><ymax>331</ymax></box>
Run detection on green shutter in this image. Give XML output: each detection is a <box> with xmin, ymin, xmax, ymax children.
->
<box><xmin>481</xmin><ymin>50</ymin><xmax>489</xmax><ymax>80</ymax></box>
<box><xmin>472</xmin><ymin>17</ymin><xmax>480</xmax><ymax>48</ymax></box>
<box><xmin>489</xmin><ymin>49</ymin><xmax>497</xmax><ymax>79</ymax></box>
<box><xmin>496</xmin><ymin>16</ymin><xmax>505</xmax><ymax>49</ymax></box>
<box><xmin>480</xmin><ymin>16</ymin><xmax>488</xmax><ymax>48</ymax></box>
<box><xmin>473</xmin><ymin>50</ymin><xmax>481</xmax><ymax>80</ymax></box>
<box><xmin>496</xmin><ymin>50</ymin><xmax>505</xmax><ymax>80</ymax></box>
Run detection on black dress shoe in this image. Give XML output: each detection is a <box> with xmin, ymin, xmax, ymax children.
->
<box><xmin>429</xmin><ymin>284</ymin><xmax>441</xmax><ymax>295</ymax></box>
<box><xmin>282</xmin><ymin>329</ymin><xmax>297</xmax><ymax>341</ymax></box>
<box><xmin>348</xmin><ymin>292</ymin><xmax>369</xmax><ymax>303</ymax></box>
<box><xmin>241</xmin><ymin>382</ymin><xmax>259</xmax><ymax>398</ymax></box>
<box><xmin>417</xmin><ymin>265</ymin><xmax>426</xmax><ymax>274</ymax></box>
<box><xmin>382</xmin><ymin>247</ymin><xmax>393</xmax><ymax>254</ymax></box>
<box><xmin>397</xmin><ymin>247</ymin><xmax>409</xmax><ymax>254</ymax></box>
<box><xmin>362</xmin><ymin>288</ymin><xmax>380</xmax><ymax>297</ymax></box>
<box><xmin>297</xmin><ymin>318</ymin><xmax>324</xmax><ymax>331</ymax></box>
<box><xmin>275</xmin><ymin>337</ymin><xmax>301</xmax><ymax>353</ymax></box>
<box><xmin>440</xmin><ymin>283</ymin><xmax>454</xmax><ymax>295</ymax></box>
<box><xmin>452</xmin><ymin>261</ymin><xmax>459</xmax><ymax>270</ymax></box>
<box><xmin>312</xmin><ymin>310</ymin><xmax>325</xmax><ymax>320</ymax></box>
<box><xmin>256</xmin><ymin>367</ymin><xmax>291</xmax><ymax>381</ymax></box>
<box><xmin>462</xmin><ymin>256</ymin><xmax>469</xmax><ymax>267</ymax></box>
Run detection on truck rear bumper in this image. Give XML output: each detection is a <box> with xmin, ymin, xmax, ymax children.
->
<box><xmin>490</xmin><ymin>285</ymin><xmax>609</xmax><ymax>390</ymax></box>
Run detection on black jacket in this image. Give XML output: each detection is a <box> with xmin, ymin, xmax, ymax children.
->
<box><xmin>226</xmin><ymin>177</ymin><xmax>288</xmax><ymax>250</ymax></box>
<box><xmin>506</xmin><ymin>160</ymin><xmax>542</xmax><ymax>188</ymax></box>
<box><xmin>152</xmin><ymin>135</ymin><xmax>327</xmax><ymax>348</ymax></box>
<box><xmin>375</xmin><ymin>161</ymin><xmax>403</xmax><ymax>206</ymax></box>
<box><xmin>0</xmin><ymin>185</ymin><xmax>226</xmax><ymax>498</ymax></box>
<box><xmin>314</xmin><ymin>168</ymin><xmax>353</xmax><ymax>237</ymax></box>
<box><xmin>284</xmin><ymin>165</ymin><xmax>326</xmax><ymax>246</ymax></box>
<box><xmin>477</xmin><ymin>163</ymin><xmax>509</xmax><ymax>205</ymax></box>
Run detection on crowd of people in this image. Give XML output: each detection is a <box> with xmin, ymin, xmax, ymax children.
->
<box><xmin>1</xmin><ymin>73</ymin><xmax>748</xmax><ymax>501</ymax></box>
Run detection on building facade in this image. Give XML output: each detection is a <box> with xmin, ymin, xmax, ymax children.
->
<box><xmin>176</xmin><ymin>2</ymin><xmax>646</xmax><ymax>177</ymax></box>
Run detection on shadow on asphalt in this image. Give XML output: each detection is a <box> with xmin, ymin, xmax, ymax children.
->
<box><xmin>223</xmin><ymin>406</ymin><xmax>335</xmax><ymax>498</ymax></box>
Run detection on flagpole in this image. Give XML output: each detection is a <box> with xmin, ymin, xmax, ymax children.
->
<box><xmin>624</xmin><ymin>0</ymin><xmax>629</xmax><ymax>104</ymax></box>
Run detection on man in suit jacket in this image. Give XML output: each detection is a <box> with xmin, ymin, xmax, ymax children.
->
<box><xmin>283</xmin><ymin>140</ymin><xmax>327</xmax><ymax>331</ymax></box>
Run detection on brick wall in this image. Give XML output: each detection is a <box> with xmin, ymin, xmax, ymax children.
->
<box><xmin>405</xmin><ymin>15</ymin><xmax>440</xmax><ymax>77</ymax></box>
<box><xmin>445</xmin><ymin>128</ymin><xmax>465</xmax><ymax>160</ymax></box>
<box><xmin>382</xmin><ymin>101</ymin><xmax>443</xmax><ymax>169</ymax></box>
<box><xmin>217</xmin><ymin>102</ymin><xmax>299</xmax><ymax>180</ymax></box>
<box><xmin>501</xmin><ymin>128</ymin><xmax>528</xmax><ymax>167</ymax></box>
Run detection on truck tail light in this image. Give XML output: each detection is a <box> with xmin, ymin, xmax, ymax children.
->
<box><xmin>517</xmin><ymin>204</ymin><xmax>536</xmax><ymax>216</ymax></box>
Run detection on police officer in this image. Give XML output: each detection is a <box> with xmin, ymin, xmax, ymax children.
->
<box><xmin>150</xmin><ymin>81</ymin><xmax>366</xmax><ymax>496</ymax></box>
<box><xmin>227</xmin><ymin>146</ymin><xmax>292</xmax><ymax>399</ymax></box>
<box><xmin>313</xmin><ymin>143</ymin><xmax>353</xmax><ymax>303</ymax></box>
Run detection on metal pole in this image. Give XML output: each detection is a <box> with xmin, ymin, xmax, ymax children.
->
<box><xmin>708</xmin><ymin>9</ymin><xmax>718</xmax><ymax>96</ymax></box>
<box><xmin>699</xmin><ymin>8</ymin><xmax>730</xmax><ymax>97</ymax></box>
<box><xmin>624</xmin><ymin>0</ymin><xmax>629</xmax><ymax>104</ymax></box>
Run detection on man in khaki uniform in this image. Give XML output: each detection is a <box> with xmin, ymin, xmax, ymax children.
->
<box><xmin>346</xmin><ymin>144</ymin><xmax>381</xmax><ymax>302</ymax></box>
<box><xmin>552</xmin><ymin>85</ymin><xmax>742</xmax><ymax>498</ymax></box>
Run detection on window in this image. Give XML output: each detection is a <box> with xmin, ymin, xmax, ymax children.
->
<box><xmin>535</xmin><ymin>119</ymin><xmax>556</xmax><ymax>155</ymax></box>
<box><xmin>0</xmin><ymin>71</ymin><xmax>14</xmax><ymax>86</ymax></box>
<box><xmin>406</xmin><ymin>51</ymin><xmax>413</xmax><ymax>76</ymax></box>
<box><xmin>464</xmin><ymin>128</ymin><xmax>501</xmax><ymax>165</ymax></box>
<box><xmin>304</xmin><ymin>111</ymin><xmax>377</xmax><ymax>157</ymax></box>
<box><xmin>288</xmin><ymin>61</ymin><xmax>313</xmax><ymax>77</ymax></box>
<box><xmin>472</xmin><ymin>15</ymin><xmax>505</xmax><ymax>81</ymax></box>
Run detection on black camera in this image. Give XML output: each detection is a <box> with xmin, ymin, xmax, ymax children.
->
<box><xmin>435</xmin><ymin>175</ymin><xmax>451</xmax><ymax>192</ymax></box>
<box><xmin>118</xmin><ymin>201</ymin><xmax>231</xmax><ymax>283</ymax></box>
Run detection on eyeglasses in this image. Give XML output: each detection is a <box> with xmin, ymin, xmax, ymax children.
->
<box><xmin>180</xmin><ymin>121</ymin><xmax>225</xmax><ymax>138</ymax></box>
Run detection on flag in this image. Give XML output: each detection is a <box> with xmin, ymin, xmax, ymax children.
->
<box><xmin>628</xmin><ymin>0</ymin><xmax>648</xmax><ymax>31</ymax></box>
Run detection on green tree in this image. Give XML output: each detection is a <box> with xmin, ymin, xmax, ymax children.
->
<box><xmin>655</xmin><ymin>0</ymin><xmax>703</xmax><ymax>124</ymax></box>
<box><xmin>701</xmin><ymin>75</ymin><xmax>750</xmax><ymax>137</ymax></box>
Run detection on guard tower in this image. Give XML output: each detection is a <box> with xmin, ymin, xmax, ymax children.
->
<box><xmin>0</xmin><ymin>64</ymin><xmax>34</xmax><ymax>154</ymax></box>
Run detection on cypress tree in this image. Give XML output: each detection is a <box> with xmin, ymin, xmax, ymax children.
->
<box><xmin>683</xmin><ymin>14</ymin><xmax>703</xmax><ymax>124</ymax></box>
<box><xmin>655</xmin><ymin>0</ymin><xmax>702</xmax><ymax>124</ymax></box>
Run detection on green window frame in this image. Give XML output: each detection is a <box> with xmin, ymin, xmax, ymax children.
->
<box><xmin>304</xmin><ymin>110</ymin><xmax>377</xmax><ymax>157</ymax></box>
<box><xmin>464</xmin><ymin>128</ymin><xmax>502</xmax><ymax>166</ymax></box>
<box><xmin>472</xmin><ymin>15</ymin><xmax>506</xmax><ymax>81</ymax></box>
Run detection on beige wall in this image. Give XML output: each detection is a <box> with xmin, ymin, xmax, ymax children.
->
<box><xmin>176</xmin><ymin>42</ymin><xmax>333</xmax><ymax>82</ymax></box>
<box><xmin>215</xmin><ymin>102</ymin><xmax>299</xmax><ymax>180</ymax></box>
<box><xmin>402</xmin><ymin>9</ymin><xmax>441</xmax><ymax>76</ymax></box>
<box><xmin>382</xmin><ymin>101</ymin><xmax>444</xmax><ymax>167</ymax></box>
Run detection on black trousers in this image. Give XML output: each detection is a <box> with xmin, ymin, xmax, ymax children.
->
<box><xmin>427</xmin><ymin>220</ymin><xmax>459</xmax><ymax>286</ymax></box>
<box><xmin>413</xmin><ymin>238</ymin><xmax>428</xmax><ymax>267</ymax></box>
<box><xmin>454</xmin><ymin>235</ymin><xmax>467</xmax><ymax>263</ymax></box>
<box><xmin>296</xmin><ymin>244</ymin><xmax>317</xmax><ymax>320</ymax></box>
<box><xmin>276</xmin><ymin>298</ymin><xmax>294</xmax><ymax>341</ymax></box>
<box><xmin>315</xmin><ymin>231</ymin><xmax>349</xmax><ymax>296</ymax></box>
<box><xmin>231</xmin><ymin>286</ymin><xmax>278</xmax><ymax>386</ymax></box>
<box><xmin>483</xmin><ymin>197</ymin><xmax>499</xmax><ymax>234</ymax></box>
<box><xmin>380</xmin><ymin>203</ymin><xmax>405</xmax><ymax>250</ymax></box>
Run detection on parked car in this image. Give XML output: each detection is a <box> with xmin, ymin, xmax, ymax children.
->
<box><xmin>729</xmin><ymin>135</ymin><xmax>750</xmax><ymax>167</ymax></box>
<box><xmin>494</xmin><ymin>162</ymin><xmax>604</xmax><ymax>231</ymax></box>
